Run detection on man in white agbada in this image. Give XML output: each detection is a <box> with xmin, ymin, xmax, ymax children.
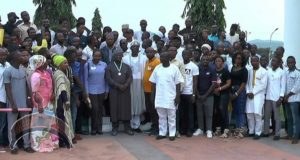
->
<box><xmin>246</xmin><ymin>56</ymin><xmax>267</xmax><ymax>139</ymax></box>
<box><xmin>122</xmin><ymin>41</ymin><xmax>147</xmax><ymax>131</ymax></box>
<box><xmin>149</xmin><ymin>52</ymin><xmax>184</xmax><ymax>141</ymax></box>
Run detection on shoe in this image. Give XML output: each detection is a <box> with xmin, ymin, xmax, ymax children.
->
<box><xmin>156</xmin><ymin>135</ymin><xmax>166</xmax><ymax>140</ymax></box>
<box><xmin>148</xmin><ymin>129</ymin><xmax>158</xmax><ymax>136</ymax></box>
<box><xmin>143</xmin><ymin>128</ymin><xmax>152</xmax><ymax>134</ymax></box>
<box><xmin>24</xmin><ymin>147</ymin><xmax>35</xmax><ymax>153</ymax></box>
<box><xmin>261</xmin><ymin>133</ymin><xmax>269</xmax><ymax>137</ymax></box>
<box><xmin>111</xmin><ymin>129</ymin><xmax>118</xmax><ymax>136</ymax></box>
<box><xmin>97</xmin><ymin>131</ymin><xmax>103</xmax><ymax>135</ymax></box>
<box><xmin>253</xmin><ymin>135</ymin><xmax>260</xmax><ymax>140</ymax></box>
<box><xmin>207</xmin><ymin>130</ymin><xmax>213</xmax><ymax>138</ymax></box>
<box><xmin>291</xmin><ymin>137</ymin><xmax>298</xmax><ymax>144</ymax></box>
<box><xmin>214</xmin><ymin>127</ymin><xmax>222</xmax><ymax>136</ymax></box>
<box><xmin>220</xmin><ymin>129</ymin><xmax>230</xmax><ymax>138</ymax></box>
<box><xmin>72</xmin><ymin>138</ymin><xmax>77</xmax><ymax>144</ymax></box>
<box><xmin>176</xmin><ymin>131</ymin><xmax>181</xmax><ymax>138</ymax></box>
<box><xmin>193</xmin><ymin>129</ymin><xmax>203</xmax><ymax>136</ymax></box>
<box><xmin>186</xmin><ymin>132</ymin><xmax>193</xmax><ymax>137</ymax></box>
<box><xmin>10</xmin><ymin>148</ymin><xmax>18</xmax><ymax>154</ymax></box>
<box><xmin>75</xmin><ymin>134</ymin><xmax>82</xmax><ymax>140</ymax></box>
<box><xmin>273</xmin><ymin>136</ymin><xmax>280</xmax><ymax>141</ymax></box>
<box><xmin>169</xmin><ymin>136</ymin><xmax>175</xmax><ymax>141</ymax></box>
<box><xmin>234</xmin><ymin>128</ymin><xmax>244</xmax><ymax>138</ymax></box>
<box><xmin>248</xmin><ymin>134</ymin><xmax>255</xmax><ymax>137</ymax></box>
<box><xmin>125</xmin><ymin>129</ymin><xmax>134</xmax><ymax>136</ymax></box>
<box><xmin>91</xmin><ymin>131</ymin><xmax>97</xmax><ymax>135</ymax></box>
<box><xmin>133</xmin><ymin>128</ymin><xmax>142</xmax><ymax>133</ymax></box>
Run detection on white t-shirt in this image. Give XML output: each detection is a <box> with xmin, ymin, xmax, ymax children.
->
<box><xmin>0</xmin><ymin>62</ymin><xmax>10</xmax><ymax>103</ymax></box>
<box><xmin>226</xmin><ymin>33</ymin><xmax>239</xmax><ymax>45</ymax></box>
<box><xmin>82</xmin><ymin>45</ymin><xmax>94</xmax><ymax>60</ymax></box>
<box><xmin>149</xmin><ymin>64</ymin><xmax>184</xmax><ymax>109</ymax></box>
<box><xmin>182</xmin><ymin>62</ymin><xmax>199</xmax><ymax>95</ymax></box>
<box><xmin>175</xmin><ymin>47</ymin><xmax>184</xmax><ymax>63</ymax></box>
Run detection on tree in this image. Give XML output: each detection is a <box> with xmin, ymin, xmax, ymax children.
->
<box><xmin>182</xmin><ymin>0</ymin><xmax>226</xmax><ymax>32</ymax></box>
<box><xmin>33</xmin><ymin>0</ymin><xmax>77</xmax><ymax>30</ymax></box>
<box><xmin>91</xmin><ymin>8</ymin><xmax>103</xmax><ymax>35</ymax></box>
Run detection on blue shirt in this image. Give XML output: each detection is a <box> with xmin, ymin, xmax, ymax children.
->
<box><xmin>84</xmin><ymin>60</ymin><xmax>108</xmax><ymax>94</ymax></box>
<box><xmin>71</xmin><ymin>61</ymin><xmax>83</xmax><ymax>92</ymax></box>
<box><xmin>208</xmin><ymin>34</ymin><xmax>219</xmax><ymax>44</ymax></box>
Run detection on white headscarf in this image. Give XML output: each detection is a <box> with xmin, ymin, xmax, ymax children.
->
<box><xmin>29</xmin><ymin>55</ymin><xmax>46</xmax><ymax>70</ymax></box>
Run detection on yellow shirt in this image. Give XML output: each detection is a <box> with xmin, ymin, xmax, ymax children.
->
<box><xmin>32</xmin><ymin>39</ymin><xmax>48</xmax><ymax>53</ymax></box>
<box><xmin>143</xmin><ymin>58</ymin><xmax>160</xmax><ymax>93</ymax></box>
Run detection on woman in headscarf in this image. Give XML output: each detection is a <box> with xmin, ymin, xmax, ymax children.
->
<box><xmin>29</xmin><ymin>55</ymin><xmax>59</xmax><ymax>152</ymax></box>
<box><xmin>52</xmin><ymin>54</ymin><xmax>74</xmax><ymax>148</ymax></box>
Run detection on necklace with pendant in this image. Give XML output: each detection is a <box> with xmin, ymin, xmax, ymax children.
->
<box><xmin>114</xmin><ymin>61</ymin><xmax>123</xmax><ymax>76</ymax></box>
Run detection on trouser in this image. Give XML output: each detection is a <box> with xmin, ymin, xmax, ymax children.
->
<box><xmin>232</xmin><ymin>90</ymin><xmax>247</xmax><ymax>128</ymax></box>
<box><xmin>144</xmin><ymin>92</ymin><xmax>158</xmax><ymax>130</ymax></box>
<box><xmin>131</xmin><ymin>115</ymin><xmax>141</xmax><ymax>129</ymax></box>
<box><xmin>112</xmin><ymin>121</ymin><xmax>131</xmax><ymax>131</ymax></box>
<box><xmin>179</xmin><ymin>94</ymin><xmax>194</xmax><ymax>134</ymax></box>
<box><xmin>157</xmin><ymin>108</ymin><xmax>176</xmax><ymax>137</ymax></box>
<box><xmin>90</xmin><ymin>93</ymin><xmax>105</xmax><ymax>132</ymax></box>
<box><xmin>71</xmin><ymin>92</ymin><xmax>80</xmax><ymax>133</ymax></box>
<box><xmin>283</xmin><ymin>103</ymin><xmax>288</xmax><ymax>132</ymax></box>
<box><xmin>263</xmin><ymin>100</ymin><xmax>281</xmax><ymax>136</ymax></box>
<box><xmin>7</xmin><ymin>111</ymin><xmax>31</xmax><ymax>149</ymax></box>
<box><xmin>196</xmin><ymin>96</ymin><xmax>214</xmax><ymax>131</ymax></box>
<box><xmin>286</xmin><ymin>102</ymin><xmax>300</xmax><ymax>138</ymax></box>
<box><xmin>247</xmin><ymin>113</ymin><xmax>263</xmax><ymax>135</ymax></box>
<box><xmin>0</xmin><ymin>102</ymin><xmax>8</xmax><ymax>146</ymax></box>
<box><xmin>215</xmin><ymin>94</ymin><xmax>230</xmax><ymax>131</ymax></box>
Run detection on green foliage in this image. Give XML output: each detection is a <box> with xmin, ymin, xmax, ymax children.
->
<box><xmin>182</xmin><ymin>0</ymin><xmax>226</xmax><ymax>32</ymax></box>
<box><xmin>91</xmin><ymin>8</ymin><xmax>103</xmax><ymax>35</ymax></box>
<box><xmin>33</xmin><ymin>0</ymin><xmax>77</xmax><ymax>30</ymax></box>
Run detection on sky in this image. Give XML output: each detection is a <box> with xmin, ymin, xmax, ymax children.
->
<box><xmin>0</xmin><ymin>0</ymin><xmax>284</xmax><ymax>41</ymax></box>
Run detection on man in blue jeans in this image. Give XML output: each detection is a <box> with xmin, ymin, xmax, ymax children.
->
<box><xmin>284</xmin><ymin>56</ymin><xmax>300</xmax><ymax>144</ymax></box>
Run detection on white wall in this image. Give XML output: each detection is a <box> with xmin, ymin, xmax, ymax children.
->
<box><xmin>284</xmin><ymin>0</ymin><xmax>300</xmax><ymax>67</ymax></box>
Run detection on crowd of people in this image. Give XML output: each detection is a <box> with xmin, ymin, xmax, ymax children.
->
<box><xmin>0</xmin><ymin>10</ymin><xmax>299</xmax><ymax>155</ymax></box>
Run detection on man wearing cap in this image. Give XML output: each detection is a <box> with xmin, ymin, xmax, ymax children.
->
<box><xmin>17</xmin><ymin>11</ymin><xmax>37</xmax><ymax>41</ymax></box>
<box><xmin>4</xmin><ymin>12</ymin><xmax>19</xmax><ymax>35</ymax></box>
<box><xmin>123</xmin><ymin>41</ymin><xmax>148</xmax><ymax>132</ymax></box>
<box><xmin>120</xmin><ymin>24</ymin><xmax>129</xmax><ymax>40</ymax></box>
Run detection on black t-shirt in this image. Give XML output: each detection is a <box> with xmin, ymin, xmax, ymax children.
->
<box><xmin>230</xmin><ymin>67</ymin><xmax>248</xmax><ymax>87</ymax></box>
<box><xmin>4</xmin><ymin>22</ymin><xmax>17</xmax><ymax>35</ymax></box>
<box><xmin>197</xmin><ymin>65</ymin><xmax>217</xmax><ymax>95</ymax></box>
<box><xmin>216</xmin><ymin>68</ymin><xmax>231</xmax><ymax>93</ymax></box>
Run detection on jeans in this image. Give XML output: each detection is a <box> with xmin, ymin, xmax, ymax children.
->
<box><xmin>179</xmin><ymin>94</ymin><xmax>194</xmax><ymax>134</ymax></box>
<box><xmin>0</xmin><ymin>102</ymin><xmax>8</xmax><ymax>146</ymax></box>
<box><xmin>215</xmin><ymin>93</ymin><xmax>230</xmax><ymax>131</ymax></box>
<box><xmin>71</xmin><ymin>91</ymin><xmax>80</xmax><ymax>133</ymax></box>
<box><xmin>286</xmin><ymin>102</ymin><xmax>300</xmax><ymax>138</ymax></box>
<box><xmin>232</xmin><ymin>90</ymin><xmax>246</xmax><ymax>128</ymax></box>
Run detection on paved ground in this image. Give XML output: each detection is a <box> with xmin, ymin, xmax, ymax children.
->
<box><xmin>0</xmin><ymin>132</ymin><xmax>300</xmax><ymax>160</ymax></box>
